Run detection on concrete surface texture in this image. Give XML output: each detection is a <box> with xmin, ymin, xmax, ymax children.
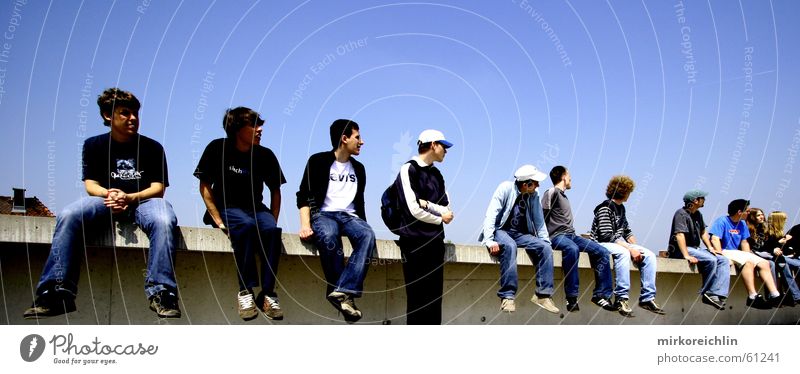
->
<box><xmin>1</xmin><ymin>215</ymin><xmax>798</xmax><ymax>324</ymax></box>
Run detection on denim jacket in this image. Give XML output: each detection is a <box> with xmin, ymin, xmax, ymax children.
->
<box><xmin>478</xmin><ymin>180</ymin><xmax>550</xmax><ymax>248</ymax></box>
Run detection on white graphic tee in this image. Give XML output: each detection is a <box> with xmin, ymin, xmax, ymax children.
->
<box><xmin>321</xmin><ymin>160</ymin><xmax>357</xmax><ymax>214</ymax></box>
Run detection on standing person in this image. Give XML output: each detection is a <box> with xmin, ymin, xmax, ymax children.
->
<box><xmin>396</xmin><ymin>129</ymin><xmax>454</xmax><ymax>324</ymax></box>
<box><xmin>479</xmin><ymin>164</ymin><xmax>559</xmax><ymax>315</ymax></box>
<box><xmin>709</xmin><ymin>199</ymin><xmax>781</xmax><ymax>309</ymax></box>
<box><xmin>194</xmin><ymin>107</ymin><xmax>286</xmax><ymax>321</ymax></box>
<box><xmin>542</xmin><ymin>166</ymin><xmax>614</xmax><ymax>313</ymax></box>
<box><xmin>667</xmin><ymin>190</ymin><xmax>730</xmax><ymax>310</ymax></box>
<box><xmin>297</xmin><ymin>119</ymin><xmax>376</xmax><ymax>323</ymax></box>
<box><xmin>751</xmin><ymin>211</ymin><xmax>800</xmax><ymax>306</ymax></box>
<box><xmin>590</xmin><ymin>175</ymin><xmax>663</xmax><ymax>317</ymax></box>
<box><xmin>24</xmin><ymin>88</ymin><xmax>180</xmax><ymax>319</ymax></box>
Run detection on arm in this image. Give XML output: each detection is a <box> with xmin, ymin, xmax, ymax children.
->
<box><xmin>740</xmin><ymin>238</ymin><xmax>752</xmax><ymax>253</ymax></box>
<box><xmin>700</xmin><ymin>229</ymin><xmax>714</xmax><ymax>252</ymax></box>
<box><xmin>675</xmin><ymin>233</ymin><xmax>698</xmax><ymax>264</ymax></box>
<box><xmin>710</xmin><ymin>235</ymin><xmax>723</xmax><ymax>255</ymax></box>
<box><xmin>399</xmin><ymin>163</ymin><xmax>443</xmax><ymax>225</ymax></box>
<box><xmin>199</xmin><ymin>181</ymin><xmax>225</xmax><ymax>230</ymax></box>
<box><xmin>531</xmin><ymin>195</ymin><xmax>550</xmax><ymax>244</ymax></box>
<box><xmin>270</xmin><ymin>188</ymin><xmax>281</xmax><ymax>221</ymax></box>
<box><xmin>298</xmin><ymin>206</ymin><xmax>313</xmax><ymax>240</ymax></box>
<box><xmin>481</xmin><ymin>184</ymin><xmax>506</xmax><ymax>251</ymax></box>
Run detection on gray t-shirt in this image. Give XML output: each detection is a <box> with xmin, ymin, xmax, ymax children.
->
<box><xmin>668</xmin><ymin>207</ymin><xmax>706</xmax><ymax>256</ymax></box>
<box><xmin>542</xmin><ymin>187</ymin><xmax>575</xmax><ymax>237</ymax></box>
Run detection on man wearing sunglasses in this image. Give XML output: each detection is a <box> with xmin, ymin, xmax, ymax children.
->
<box><xmin>479</xmin><ymin>165</ymin><xmax>559</xmax><ymax>314</ymax></box>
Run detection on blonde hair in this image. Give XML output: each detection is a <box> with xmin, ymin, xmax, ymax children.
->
<box><xmin>767</xmin><ymin>211</ymin><xmax>787</xmax><ymax>240</ymax></box>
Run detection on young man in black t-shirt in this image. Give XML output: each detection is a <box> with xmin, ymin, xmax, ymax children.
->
<box><xmin>194</xmin><ymin>107</ymin><xmax>286</xmax><ymax>321</ymax></box>
<box><xmin>24</xmin><ymin>88</ymin><xmax>181</xmax><ymax>319</ymax></box>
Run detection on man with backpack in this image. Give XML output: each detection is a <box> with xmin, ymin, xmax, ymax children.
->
<box><xmin>387</xmin><ymin>129</ymin><xmax>453</xmax><ymax>324</ymax></box>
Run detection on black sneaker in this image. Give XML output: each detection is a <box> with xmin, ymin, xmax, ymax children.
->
<box><xmin>784</xmin><ymin>297</ymin><xmax>798</xmax><ymax>308</ymax></box>
<box><xmin>745</xmin><ymin>294</ymin><xmax>772</xmax><ymax>310</ymax></box>
<box><xmin>591</xmin><ymin>296</ymin><xmax>617</xmax><ymax>311</ymax></box>
<box><xmin>23</xmin><ymin>290</ymin><xmax>76</xmax><ymax>319</ymax></box>
<box><xmin>639</xmin><ymin>300</ymin><xmax>666</xmax><ymax>315</ymax></box>
<box><xmin>149</xmin><ymin>290</ymin><xmax>181</xmax><ymax>318</ymax></box>
<box><xmin>566</xmin><ymin>296</ymin><xmax>580</xmax><ymax>312</ymax></box>
<box><xmin>701</xmin><ymin>293</ymin><xmax>725</xmax><ymax>310</ymax></box>
<box><xmin>767</xmin><ymin>294</ymin><xmax>782</xmax><ymax>308</ymax></box>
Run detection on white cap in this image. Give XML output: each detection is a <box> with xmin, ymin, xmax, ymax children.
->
<box><xmin>417</xmin><ymin>129</ymin><xmax>453</xmax><ymax>148</ymax></box>
<box><xmin>514</xmin><ymin>164</ymin><xmax>546</xmax><ymax>182</ymax></box>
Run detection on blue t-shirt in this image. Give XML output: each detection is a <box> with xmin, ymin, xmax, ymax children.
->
<box><xmin>709</xmin><ymin>216</ymin><xmax>750</xmax><ymax>250</ymax></box>
<box><xmin>502</xmin><ymin>194</ymin><xmax>530</xmax><ymax>234</ymax></box>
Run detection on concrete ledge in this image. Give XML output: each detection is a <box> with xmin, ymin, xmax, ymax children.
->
<box><xmin>0</xmin><ymin>215</ymin><xmax>704</xmax><ymax>274</ymax></box>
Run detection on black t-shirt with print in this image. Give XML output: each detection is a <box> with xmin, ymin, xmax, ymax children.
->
<box><xmin>82</xmin><ymin>133</ymin><xmax>169</xmax><ymax>193</ymax></box>
<box><xmin>194</xmin><ymin>138</ymin><xmax>286</xmax><ymax>212</ymax></box>
<box><xmin>668</xmin><ymin>208</ymin><xmax>705</xmax><ymax>256</ymax></box>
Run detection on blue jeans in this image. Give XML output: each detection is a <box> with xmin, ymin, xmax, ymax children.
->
<box><xmin>755</xmin><ymin>251</ymin><xmax>800</xmax><ymax>301</ymax></box>
<box><xmin>493</xmin><ymin>229</ymin><xmax>555</xmax><ymax>299</ymax></box>
<box><xmin>600</xmin><ymin>242</ymin><xmax>657</xmax><ymax>302</ymax></box>
<box><xmin>37</xmin><ymin>196</ymin><xmax>178</xmax><ymax>299</ymax></box>
<box><xmin>221</xmin><ymin>208</ymin><xmax>282</xmax><ymax>296</ymax></box>
<box><xmin>674</xmin><ymin>247</ymin><xmax>731</xmax><ymax>298</ymax></box>
<box><xmin>311</xmin><ymin>211</ymin><xmax>375</xmax><ymax>298</ymax></box>
<box><xmin>551</xmin><ymin>233</ymin><xmax>613</xmax><ymax>299</ymax></box>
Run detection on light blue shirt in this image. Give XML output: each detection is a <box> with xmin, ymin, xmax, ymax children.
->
<box><xmin>478</xmin><ymin>180</ymin><xmax>550</xmax><ymax>247</ymax></box>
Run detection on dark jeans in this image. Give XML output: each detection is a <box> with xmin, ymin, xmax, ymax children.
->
<box><xmin>221</xmin><ymin>208</ymin><xmax>282</xmax><ymax>296</ymax></box>
<box><xmin>37</xmin><ymin>197</ymin><xmax>178</xmax><ymax>299</ymax></box>
<box><xmin>311</xmin><ymin>211</ymin><xmax>375</xmax><ymax>297</ymax></box>
<box><xmin>399</xmin><ymin>236</ymin><xmax>445</xmax><ymax>325</ymax></box>
<box><xmin>550</xmin><ymin>233</ymin><xmax>613</xmax><ymax>299</ymax></box>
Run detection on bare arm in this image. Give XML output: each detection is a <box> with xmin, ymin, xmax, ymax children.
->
<box><xmin>199</xmin><ymin>181</ymin><xmax>225</xmax><ymax>229</ymax></box>
<box><xmin>270</xmin><ymin>188</ymin><xmax>281</xmax><ymax>221</ymax></box>
<box><xmin>675</xmin><ymin>233</ymin><xmax>698</xmax><ymax>264</ymax></box>
<box><xmin>299</xmin><ymin>206</ymin><xmax>314</xmax><ymax>240</ymax></box>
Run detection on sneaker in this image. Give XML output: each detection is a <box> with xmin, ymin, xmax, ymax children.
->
<box><xmin>638</xmin><ymin>299</ymin><xmax>666</xmax><ymax>315</ymax></box>
<box><xmin>237</xmin><ymin>290</ymin><xmax>258</xmax><ymax>321</ymax></box>
<box><xmin>500</xmin><ymin>298</ymin><xmax>516</xmax><ymax>313</ymax></box>
<box><xmin>149</xmin><ymin>290</ymin><xmax>181</xmax><ymax>318</ymax></box>
<box><xmin>566</xmin><ymin>296</ymin><xmax>580</xmax><ymax>312</ymax></box>
<box><xmin>530</xmin><ymin>295</ymin><xmax>560</xmax><ymax>314</ymax></box>
<box><xmin>327</xmin><ymin>291</ymin><xmax>362</xmax><ymax>323</ymax></box>
<box><xmin>702</xmin><ymin>293</ymin><xmax>724</xmax><ymax>310</ymax></box>
<box><xmin>23</xmin><ymin>290</ymin><xmax>76</xmax><ymax>319</ymax></box>
<box><xmin>767</xmin><ymin>294</ymin><xmax>782</xmax><ymax>309</ymax></box>
<box><xmin>591</xmin><ymin>295</ymin><xmax>617</xmax><ymax>311</ymax></box>
<box><xmin>614</xmin><ymin>298</ymin><xmax>634</xmax><ymax>317</ymax></box>
<box><xmin>745</xmin><ymin>294</ymin><xmax>772</xmax><ymax>310</ymax></box>
<box><xmin>262</xmin><ymin>295</ymin><xmax>284</xmax><ymax>320</ymax></box>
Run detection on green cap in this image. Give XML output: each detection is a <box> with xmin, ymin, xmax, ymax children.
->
<box><xmin>683</xmin><ymin>189</ymin><xmax>708</xmax><ymax>203</ymax></box>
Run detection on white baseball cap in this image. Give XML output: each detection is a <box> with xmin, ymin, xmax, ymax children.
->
<box><xmin>514</xmin><ymin>164</ymin><xmax>547</xmax><ymax>182</ymax></box>
<box><xmin>417</xmin><ymin>129</ymin><xmax>453</xmax><ymax>148</ymax></box>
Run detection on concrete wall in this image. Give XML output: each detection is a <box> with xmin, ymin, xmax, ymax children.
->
<box><xmin>1</xmin><ymin>216</ymin><xmax>798</xmax><ymax>324</ymax></box>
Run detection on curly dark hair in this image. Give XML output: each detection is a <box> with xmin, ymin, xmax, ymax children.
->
<box><xmin>97</xmin><ymin>88</ymin><xmax>141</xmax><ymax>126</ymax></box>
<box><xmin>605</xmin><ymin>175</ymin><xmax>635</xmax><ymax>200</ymax></box>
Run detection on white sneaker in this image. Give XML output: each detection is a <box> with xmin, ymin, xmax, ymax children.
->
<box><xmin>262</xmin><ymin>295</ymin><xmax>284</xmax><ymax>320</ymax></box>
<box><xmin>237</xmin><ymin>290</ymin><xmax>258</xmax><ymax>321</ymax></box>
<box><xmin>500</xmin><ymin>298</ymin><xmax>516</xmax><ymax>313</ymax></box>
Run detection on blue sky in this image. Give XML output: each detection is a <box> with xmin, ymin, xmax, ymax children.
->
<box><xmin>1</xmin><ymin>0</ymin><xmax>799</xmax><ymax>250</ymax></box>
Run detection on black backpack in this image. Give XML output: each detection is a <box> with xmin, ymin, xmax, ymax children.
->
<box><xmin>381</xmin><ymin>174</ymin><xmax>406</xmax><ymax>236</ymax></box>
